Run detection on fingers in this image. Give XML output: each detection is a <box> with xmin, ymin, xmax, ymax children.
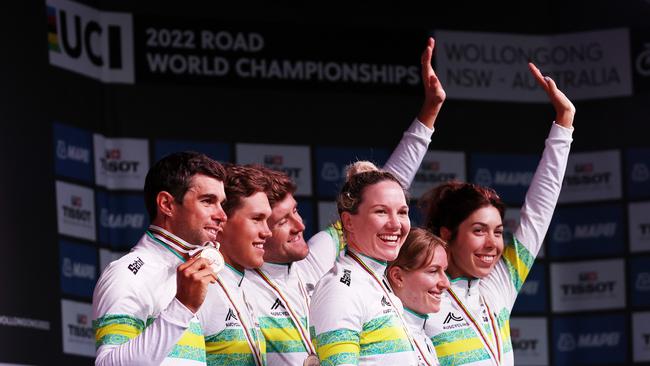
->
<box><xmin>528</xmin><ymin>62</ymin><xmax>549</xmax><ymax>92</ymax></box>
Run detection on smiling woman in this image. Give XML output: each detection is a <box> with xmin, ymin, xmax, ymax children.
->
<box><xmin>309</xmin><ymin>161</ymin><xmax>421</xmax><ymax>366</ymax></box>
<box><xmin>419</xmin><ymin>62</ymin><xmax>576</xmax><ymax>366</ymax></box>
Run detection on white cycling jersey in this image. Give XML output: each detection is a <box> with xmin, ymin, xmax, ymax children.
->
<box><xmin>426</xmin><ymin>123</ymin><xmax>573</xmax><ymax>366</ymax></box>
<box><xmin>92</xmin><ymin>228</ymin><xmax>206</xmax><ymax>366</ymax></box>
<box><xmin>403</xmin><ymin>307</ymin><xmax>440</xmax><ymax>366</ymax></box>
<box><xmin>310</xmin><ymin>250</ymin><xmax>420</xmax><ymax>366</ymax></box>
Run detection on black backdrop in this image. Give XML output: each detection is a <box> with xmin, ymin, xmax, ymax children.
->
<box><xmin>2</xmin><ymin>1</ymin><xmax>650</xmax><ymax>364</ymax></box>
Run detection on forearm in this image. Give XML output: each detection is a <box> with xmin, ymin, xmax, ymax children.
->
<box><xmin>383</xmin><ymin>118</ymin><xmax>434</xmax><ymax>189</ymax></box>
<box><xmin>95</xmin><ymin>298</ymin><xmax>194</xmax><ymax>365</ymax></box>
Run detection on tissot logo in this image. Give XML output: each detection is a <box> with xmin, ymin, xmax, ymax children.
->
<box><xmin>560</xmin><ymin>271</ymin><xmax>615</xmax><ymax>296</ymax></box>
<box><xmin>46</xmin><ymin>0</ymin><xmax>134</xmax><ymax>83</ymax></box>
<box><xmin>63</xmin><ymin>196</ymin><xmax>91</xmax><ymax>222</ymax></box>
<box><xmin>632</xmin><ymin>163</ymin><xmax>650</xmax><ymax>182</ymax></box>
<box><xmin>67</xmin><ymin>312</ymin><xmax>93</xmax><ymax>339</ymax></box>
<box><xmin>264</xmin><ymin>155</ymin><xmax>283</xmax><ymax>165</ymax></box>
<box><xmin>443</xmin><ymin>312</ymin><xmax>463</xmax><ymax>324</ymax></box>
<box><xmin>271</xmin><ymin>298</ymin><xmax>285</xmax><ymax>310</ymax></box>
<box><xmin>99</xmin><ymin>149</ymin><xmax>140</xmax><ymax>173</ymax></box>
<box><xmin>57</xmin><ymin>139</ymin><xmax>90</xmax><ymax>163</ymax></box>
<box><xmin>225</xmin><ymin>308</ymin><xmax>238</xmax><ymax>321</ymax></box>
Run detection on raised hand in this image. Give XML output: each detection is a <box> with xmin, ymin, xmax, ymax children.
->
<box><xmin>528</xmin><ymin>62</ymin><xmax>576</xmax><ymax>128</ymax></box>
<box><xmin>418</xmin><ymin>37</ymin><xmax>446</xmax><ymax>128</ymax></box>
<box><xmin>175</xmin><ymin>256</ymin><xmax>217</xmax><ymax>313</ymax></box>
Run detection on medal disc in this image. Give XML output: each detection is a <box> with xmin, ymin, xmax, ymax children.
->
<box><xmin>199</xmin><ymin>247</ymin><xmax>224</xmax><ymax>273</ymax></box>
<box><xmin>303</xmin><ymin>353</ymin><xmax>320</xmax><ymax>366</ymax></box>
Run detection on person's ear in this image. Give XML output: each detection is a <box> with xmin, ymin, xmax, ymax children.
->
<box><xmin>387</xmin><ymin>266</ymin><xmax>404</xmax><ymax>289</ymax></box>
<box><xmin>157</xmin><ymin>191</ymin><xmax>176</xmax><ymax>218</ymax></box>
<box><xmin>440</xmin><ymin>227</ymin><xmax>452</xmax><ymax>242</ymax></box>
<box><xmin>341</xmin><ymin>212</ymin><xmax>354</xmax><ymax>233</ymax></box>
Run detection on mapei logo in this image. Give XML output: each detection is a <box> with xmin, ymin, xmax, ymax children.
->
<box><xmin>553</xmin><ymin>224</ymin><xmax>573</xmax><ymax>242</ymax></box>
<box><xmin>100</xmin><ymin>209</ymin><xmax>144</xmax><ymax>229</ymax></box>
<box><xmin>321</xmin><ymin>162</ymin><xmax>340</xmax><ymax>182</ymax></box>
<box><xmin>46</xmin><ymin>0</ymin><xmax>134</xmax><ymax>83</ymax></box>
<box><xmin>520</xmin><ymin>280</ymin><xmax>539</xmax><ymax>296</ymax></box>
<box><xmin>631</xmin><ymin>163</ymin><xmax>650</xmax><ymax>182</ymax></box>
<box><xmin>493</xmin><ymin>171</ymin><xmax>533</xmax><ymax>186</ymax></box>
<box><xmin>558</xmin><ymin>332</ymin><xmax>620</xmax><ymax>351</ymax></box>
<box><xmin>636</xmin><ymin>272</ymin><xmax>650</xmax><ymax>291</ymax></box>
<box><xmin>57</xmin><ymin>140</ymin><xmax>90</xmax><ymax>163</ymax></box>
<box><xmin>474</xmin><ymin>168</ymin><xmax>493</xmax><ymax>186</ymax></box>
<box><xmin>62</xmin><ymin>257</ymin><xmax>95</xmax><ymax>280</ymax></box>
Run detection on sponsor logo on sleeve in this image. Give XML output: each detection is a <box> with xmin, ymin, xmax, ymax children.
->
<box><xmin>46</xmin><ymin>0</ymin><xmax>134</xmax><ymax>83</ymax></box>
<box><xmin>340</xmin><ymin>269</ymin><xmax>351</xmax><ymax>286</ymax></box>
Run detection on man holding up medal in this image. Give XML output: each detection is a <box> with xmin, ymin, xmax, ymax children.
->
<box><xmin>92</xmin><ymin>151</ymin><xmax>228</xmax><ymax>365</ymax></box>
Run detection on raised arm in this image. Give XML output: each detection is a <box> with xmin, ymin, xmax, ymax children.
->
<box><xmin>384</xmin><ymin>37</ymin><xmax>446</xmax><ymax>188</ymax></box>
<box><xmin>485</xmin><ymin>63</ymin><xmax>575</xmax><ymax>307</ymax></box>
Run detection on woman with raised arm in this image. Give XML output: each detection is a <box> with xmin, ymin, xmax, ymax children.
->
<box><xmin>309</xmin><ymin>162</ymin><xmax>420</xmax><ymax>366</ymax></box>
<box><xmin>422</xmin><ymin>63</ymin><xmax>575</xmax><ymax>366</ymax></box>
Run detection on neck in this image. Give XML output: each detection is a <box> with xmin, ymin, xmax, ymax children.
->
<box><xmin>221</xmin><ymin>253</ymin><xmax>244</xmax><ymax>273</ymax></box>
<box><xmin>446</xmin><ymin>257</ymin><xmax>472</xmax><ymax>280</ymax></box>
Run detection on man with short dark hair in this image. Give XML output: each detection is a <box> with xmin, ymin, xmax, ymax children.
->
<box><xmin>93</xmin><ymin>151</ymin><xmax>227</xmax><ymax>365</ymax></box>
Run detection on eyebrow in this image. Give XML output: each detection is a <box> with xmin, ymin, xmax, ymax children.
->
<box><xmin>471</xmin><ymin>222</ymin><xmax>504</xmax><ymax>228</ymax></box>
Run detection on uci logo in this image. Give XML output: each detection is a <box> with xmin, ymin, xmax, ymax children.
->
<box><xmin>47</xmin><ymin>0</ymin><xmax>134</xmax><ymax>83</ymax></box>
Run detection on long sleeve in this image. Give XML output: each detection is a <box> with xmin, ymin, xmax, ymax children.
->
<box><xmin>383</xmin><ymin>118</ymin><xmax>434</xmax><ymax>189</ymax></box>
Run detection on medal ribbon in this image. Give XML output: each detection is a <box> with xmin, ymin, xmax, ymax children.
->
<box><xmin>253</xmin><ymin>268</ymin><xmax>316</xmax><ymax>355</ymax></box>
<box><xmin>147</xmin><ymin>227</ymin><xmax>260</xmax><ymax>364</ymax></box>
<box><xmin>346</xmin><ymin>251</ymin><xmax>419</xmax><ymax>358</ymax></box>
<box><xmin>215</xmin><ymin>275</ymin><xmax>264</xmax><ymax>366</ymax></box>
<box><xmin>447</xmin><ymin>288</ymin><xmax>501</xmax><ymax>366</ymax></box>
<box><xmin>148</xmin><ymin>225</ymin><xmax>214</xmax><ymax>257</ymax></box>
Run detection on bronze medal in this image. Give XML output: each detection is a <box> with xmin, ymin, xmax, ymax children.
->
<box><xmin>303</xmin><ymin>353</ymin><xmax>320</xmax><ymax>366</ymax></box>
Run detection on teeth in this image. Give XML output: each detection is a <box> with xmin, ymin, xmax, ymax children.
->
<box><xmin>478</xmin><ymin>255</ymin><xmax>495</xmax><ymax>263</ymax></box>
<box><xmin>253</xmin><ymin>243</ymin><xmax>264</xmax><ymax>249</ymax></box>
<box><xmin>378</xmin><ymin>235</ymin><xmax>399</xmax><ymax>242</ymax></box>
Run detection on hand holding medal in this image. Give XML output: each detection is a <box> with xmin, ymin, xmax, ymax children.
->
<box><xmin>197</xmin><ymin>241</ymin><xmax>225</xmax><ymax>275</ymax></box>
